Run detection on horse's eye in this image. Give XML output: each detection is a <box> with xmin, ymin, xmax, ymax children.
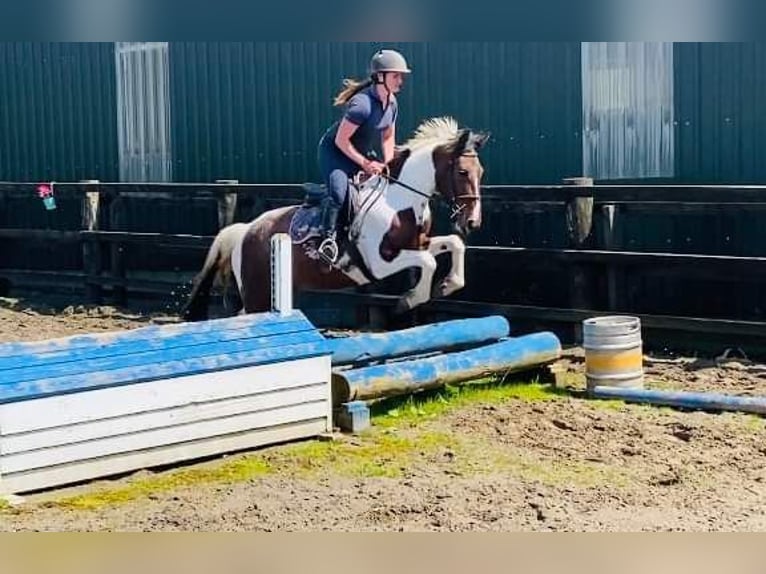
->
<box><xmin>458</xmin><ymin>169</ymin><xmax>469</xmax><ymax>177</ymax></box>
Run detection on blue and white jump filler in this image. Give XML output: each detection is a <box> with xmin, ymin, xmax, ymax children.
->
<box><xmin>0</xmin><ymin>234</ymin><xmax>333</xmax><ymax>496</ymax></box>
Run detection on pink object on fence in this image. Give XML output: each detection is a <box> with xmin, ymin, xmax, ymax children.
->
<box><xmin>37</xmin><ymin>183</ymin><xmax>56</xmax><ymax>210</ymax></box>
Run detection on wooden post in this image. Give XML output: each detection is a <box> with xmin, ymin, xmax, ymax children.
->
<box><xmin>564</xmin><ymin>177</ymin><xmax>594</xmax><ymax>246</ymax></box>
<box><xmin>270</xmin><ymin>233</ymin><xmax>293</xmax><ymax>316</ymax></box>
<box><xmin>215</xmin><ymin>179</ymin><xmax>239</xmax><ymax>230</ymax></box>
<box><xmin>599</xmin><ymin>203</ymin><xmax>620</xmax><ymax>311</ymax></box>
<box><xmin>80</xmin><ymin>180</ymin><xmax>102</xmax><ymax>303</ymax></box>
<box><xmin>563</xmin><ymin>177</ymin><xmax>594</xmax><ymax>343</ymax></box>
<box><xmin>109</xmin><ymin>190</ymin><xmax>127</xmax><ymax>306</ymax></box>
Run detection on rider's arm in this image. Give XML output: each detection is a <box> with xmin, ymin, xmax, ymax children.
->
<box><xmin>334</xmin><ymin>118</ymin><xmax>372</xmax><ymax>170</ymax></box>
<box><xmin>334</xmin><ymin>92</ymin><xmax>375</xmax><ymax>171</ymax></box>
<box><xmin>382</xmin><ymin>98</ymin><xmax>398</xmax><ymax>166</ymax></box>
<box><xmin>382</xmin><ymin>124</ymin><xmax>395</xmax><ymax>165</ymax></box>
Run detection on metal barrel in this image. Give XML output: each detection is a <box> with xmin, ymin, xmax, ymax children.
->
<box><xmin>583</xmin><ymin>316</ymin><xmax>644</xmax><ymax>391</ymax></box>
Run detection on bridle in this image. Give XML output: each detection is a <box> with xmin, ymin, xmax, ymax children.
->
<box><xmin>443</xmin><ymin>151</ymin><xmax>481</xmax><ymax>220</ymax></box>
<box><xmin>379</xmin><ymin>151</ymin><xmax>481</xmax><ymax>222</ymax></box>
<box><xmin>347</xmin><ymin>149</ymin><xmax>481</xmax><ymax>243</ymax></box>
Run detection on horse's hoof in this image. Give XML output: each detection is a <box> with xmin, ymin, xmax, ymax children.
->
<box><xmin>431</xmin><ymin>280</ymin><xmax>449</xmax><ymax>298</ymax></box>
<box><xmin>433</xmin><ymin>277</ymin><xmax>465</xmax><ymax>299</ymax></box>
<box><xmin>431</xmin><ymin>283</ymin><xmax>449</xmax><ymax>299</ymax></box>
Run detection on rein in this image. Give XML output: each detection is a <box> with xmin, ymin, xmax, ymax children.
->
<box><xmin>381</xmin><ymin>172</ymin><xmax>461</xmax><ymax>221</ymax></box>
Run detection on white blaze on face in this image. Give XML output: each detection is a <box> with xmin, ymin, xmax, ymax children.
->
<box><xmin>464</xmin><ymin>175</ymin><xmax>482</xmax><ymax>229</ymax></box>
<box><xmin>468</xmin><ymin>198</ymin><xmax>482</xmax><ymax>227</ymax></box>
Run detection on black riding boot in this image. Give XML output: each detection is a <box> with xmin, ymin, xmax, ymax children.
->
<box><xmin>318</xmin><ymin>198</ymin><xmax>341</xmax><ymax>264</ymax></box>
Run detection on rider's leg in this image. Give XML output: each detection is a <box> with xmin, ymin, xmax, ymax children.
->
<box><xmin>318</xmin><ymin>168</ymin><xmax>350</xmax><ymax>263</ymax></box>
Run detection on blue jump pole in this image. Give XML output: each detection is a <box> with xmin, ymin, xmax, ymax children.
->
<box><xmin>332</xmin><ymin>331</ymin><xmax>561</xmax><ymax>405</ymax></box>
<box><xmin>591</xmin><ymin>385</ymin><xmax>766</xmax><ymax>416</ymax></box>
<box><xmin>327</xmin><ymin>315</ymin><xmax>511</xmax><ymax>367</ymax></box>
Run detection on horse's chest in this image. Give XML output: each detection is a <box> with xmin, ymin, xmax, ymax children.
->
<box><xmin>379</xmin><ymin>208</ymin><xmax>420</xmax><ymax>262</ymax></box>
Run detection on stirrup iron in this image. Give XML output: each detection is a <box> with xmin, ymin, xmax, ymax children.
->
<box><xmin>318</xmin><ymin>236</ymin><xmax>339</xmax><ymax>264</ymax></box>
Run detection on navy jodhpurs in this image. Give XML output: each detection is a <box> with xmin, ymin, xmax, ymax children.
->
<box><xmin>318</xmin><ymin>139</ymin><xmax>360</xmax><ymax>209</ymax></box>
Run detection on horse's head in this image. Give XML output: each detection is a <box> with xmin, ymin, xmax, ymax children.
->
<box><xmin>433</xmin><ymin>126</ymin><xmax>490</xmax><ymax>238</ymax></box>
<box><xmin>395</xmin><ymin>117</ymin><xmax>490</xmax><ymax>238</ymax></box>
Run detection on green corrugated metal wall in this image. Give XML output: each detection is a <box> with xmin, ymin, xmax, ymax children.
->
<box><xmin>675</xmin><ymin>42</ymin><xmax>766</xmax><ymax>183</ymax></box>
<box><xmin>168</xmin><ymin>42</ymin><xmax>583</xmax><ymax>184</ymax></box>
<box><xmin>0</xmin><ymin>42</ymin><xmax>119</xmax><ymax>182</ymax></box>
<box><xmin>4</xmin><ymin>42</ymin><xmax>766</xmax><ymax>186</ymax></box>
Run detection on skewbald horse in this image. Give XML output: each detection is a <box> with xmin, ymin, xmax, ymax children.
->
<box><xmin>182</xmin><ymin>117</ymin><xmax>489</xmax><ymax>321</ymax></box>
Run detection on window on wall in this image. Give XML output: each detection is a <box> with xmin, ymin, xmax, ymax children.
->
<box><xmin>115</xmin><ymin>42</ymin><xmax>172</xmax><ymax>182</ymax></box>
<box><xmin>582</xmin><ymin>42</ymin><xmax>674</xmax><ymax>180</ymax></box>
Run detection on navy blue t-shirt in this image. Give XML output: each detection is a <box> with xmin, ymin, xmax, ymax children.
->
<box><xmin>320</xmin><ymin>85</ymin><xmax>398</xmax><ymax>161</ymax></box>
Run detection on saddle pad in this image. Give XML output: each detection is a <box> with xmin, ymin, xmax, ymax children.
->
<box><xmin>288</xmin><ymin>205</ymin><xmax>323</xmax><ymax>244</ymax></box>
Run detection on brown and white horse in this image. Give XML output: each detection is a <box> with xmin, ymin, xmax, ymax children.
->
<box><xmin>182</xmin><ymin>117</ymin><xmax>488</xmax><ymax>321</ymax></box>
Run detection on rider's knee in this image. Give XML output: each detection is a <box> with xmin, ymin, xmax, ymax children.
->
<box><xmin>327</xmin><ymin>171</ymin><xmax>349</xmax><ymax>205</ymax></box>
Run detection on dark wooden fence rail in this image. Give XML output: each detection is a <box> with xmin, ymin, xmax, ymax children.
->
<box><xmin>1</xmin><ymin>180</ymin><xmax>765</xmax><ymax>355</ymax></box>
<box><xmin>0</xmin><ymin>181</ymin><xmax>305</xmax><ymax>305</ymax></box>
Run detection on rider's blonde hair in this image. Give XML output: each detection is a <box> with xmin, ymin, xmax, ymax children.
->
<box><xmin>333</xmin><ymin>77</ymin><xmax>373</xmax><ymax>106</ymax></box>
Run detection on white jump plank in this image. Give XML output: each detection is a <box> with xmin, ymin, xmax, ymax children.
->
<box><xmin>2</xmin><ymin>401</ymin><xmax>328</xmax><ymax>474</ymax></box>
<box><xmin>0</xmin><ymin>356</ymin><xmax>330</xmax><ymax>434</ymax></box>
<box><xmin>2</xmin><ymin>384</ymin><xmax>327</xmax><ymax>454</ymax></box>
<box><xmin>0</xmin><ymin>419</ymin><xmax>327</xmax><ymax>495</ymax></box>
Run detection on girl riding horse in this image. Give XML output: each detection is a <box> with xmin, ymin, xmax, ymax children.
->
<box><xmin>181</xmin><ymin>116</ymin><xmax>489</xmax><ymax>321</ymax></box>
<box><xmin>316</xmin><ymin>48</ymin><xmax>411</xmax><ymax>265</ymax></box>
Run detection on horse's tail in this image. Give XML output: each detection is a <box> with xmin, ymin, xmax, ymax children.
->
<box><xmin>180</xmin><ymin>243</ymin><xmax>221</xmax><ymax>322</ymax></box>
<box><xmin>181</xmin><ymin>223</ymin><xmax>247</xmax><ymax>322</ymax></box>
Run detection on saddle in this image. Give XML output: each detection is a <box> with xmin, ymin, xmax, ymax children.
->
<box><xmin>287</xmin><ymin>175</ymin><xmax>385</xmax><ymax>264</ymax></box>
<box><xmin>287</xmin><ymin>183</ymin><xmax>328</xmax><ymax>246</ymax></box>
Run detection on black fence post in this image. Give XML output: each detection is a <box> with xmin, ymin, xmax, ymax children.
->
<box><xmin>215</xmin><ymin>180</ymin><xmax>239</xmax><ymax>229</ymax></box>
<box><xmin>80</xmin><ymin>180</ymin><xmax>102</xmax><ymax>304</ymax></box>
<box><xmin>108</xmin><ymin>187</ymin><xmax>127</xmax><ymax>306</ymax></box>
<box><xmin>563</xmin><ymin>176</ymin><xmax>594</xmax><ymax>343</ymax></box>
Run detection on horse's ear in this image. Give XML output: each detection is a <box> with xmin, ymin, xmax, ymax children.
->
<box><xmin>455</xmin><ymin>129</ymin><xmax>472</xmax><ymax>153</ymax></box>
<box><xmin>471</xmin><ymin>131</ymin><xmax>491</xmax><ymax>150</ymax></box>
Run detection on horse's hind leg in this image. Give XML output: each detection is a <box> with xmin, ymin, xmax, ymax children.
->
<box><xmin>222</xmin><ymin>269</ymin><xmax>243</xmax><ymax>315</ymax></box>
<box><xmin>427</xmin><ymin>234</ymin><xmax>466</xmax><ymax>298</ymax></box>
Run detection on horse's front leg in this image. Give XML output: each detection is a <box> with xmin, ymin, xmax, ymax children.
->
<box><xmin>427</xmin><ymin>234</ymin><xmax>466</xmax><ymax>298</ymax></box>
<box><xmin>367</xmin><ymin>249</ymin><xmax>438</xmax><ymax>313</ymax></box>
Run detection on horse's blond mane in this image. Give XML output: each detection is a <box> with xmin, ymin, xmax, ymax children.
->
<box><xmin>401</xmin><ymin>116</ymin><xmax>460</xmax><ymax>150</ymax></box>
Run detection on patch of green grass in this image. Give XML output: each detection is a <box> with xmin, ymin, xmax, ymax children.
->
<box><xmin>54</xmin><ymin>457</ymin><xmax>273</xmax><ymax>510</ymax></box>
<box><xmin>270</xmin><ymin>434</ymin><xmax>409</xmax><ymax>478</ymax></box>
<box><xmin>742</xmin><ymin>414</ymin><xmax>765</xmax><ymax>431</ymax></box>
<box><xmin>48</xmin><ymin>429</ymin><xmax>462</xmax><ymax>512</ymax></box>
<box><xmin>16</xmin><ymin>376</ymin><xmax>579</xmax><ymax>513</ymax></box>
<box><xmin>269</xmin><ymin>429</ymin><xmax>456</xmax><ymax>479</ymax></box>
<box><xmin>648</xmin><ymin>379</ymin><xmax>677</xmax><ymax>390</ymax></box>
<box><xmin>371</xmin><ymin>376</ymin><xmax>565</xmax><ymax>429</ymax></box>
<box><xmin>474</xmin><ymin>447</ymin><xmax>630</xmax><ymax>488</ymax></box>
<box><xmin>590</xmin><ymin>398</ymin><xmax>628</xmax><ymax>411</ymax></box>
